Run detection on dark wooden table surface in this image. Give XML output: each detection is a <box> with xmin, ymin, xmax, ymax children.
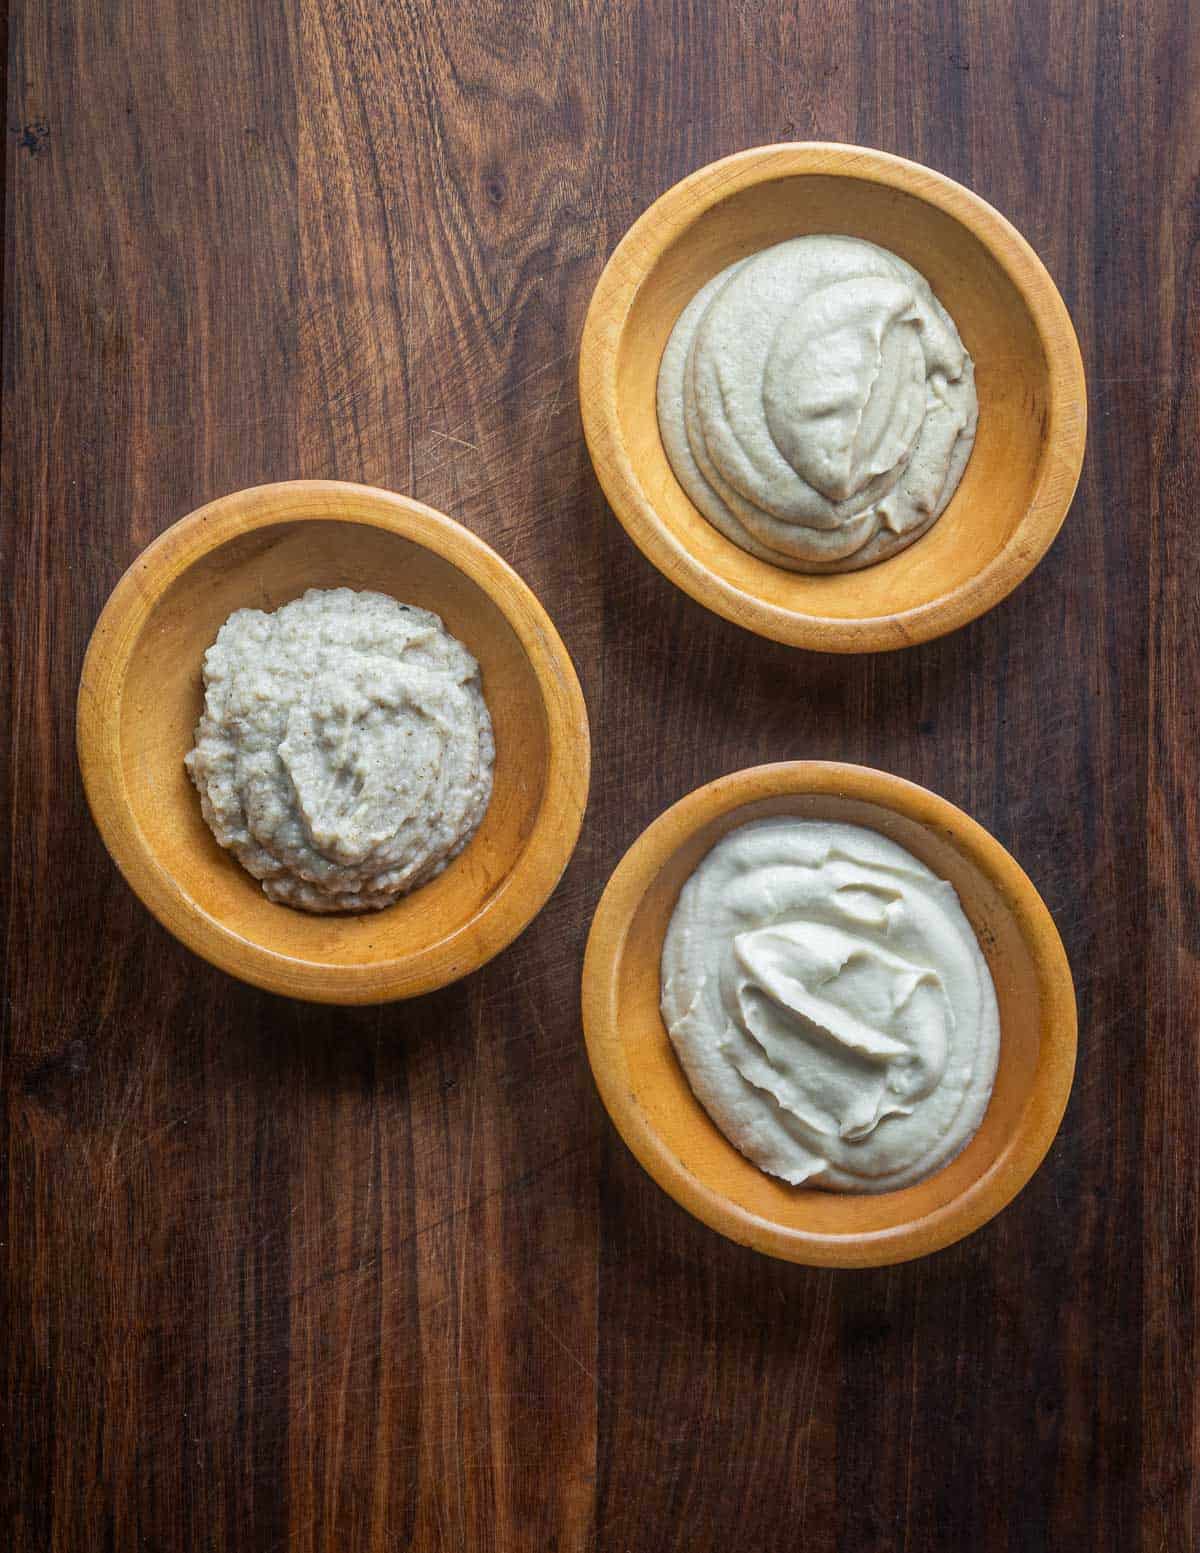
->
<box><xmin>3</xmin><ymin>1</ymin><xmax>1198</xmax><ymax>1549</ymax></box>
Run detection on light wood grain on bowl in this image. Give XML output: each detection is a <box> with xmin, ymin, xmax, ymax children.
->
<box><xmin>78</xmin><ymin>481</ymin><xmax>591</xmax><ymax>1003</ymax></box>
<box><xmin>580</xmin><ymin>143</ymin><xmax>1087</xmax><ymax>651</ymax></box>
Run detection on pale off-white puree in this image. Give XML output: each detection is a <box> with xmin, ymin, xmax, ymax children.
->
<box><xmin>185</xmin><ymin>588</ymin><xmax>494</xmax><ymax>913</ymax></box>
<box><xmin>657</xmin><ymin>235</ymin><xmax>978</xmax><ymax>571</ymax></box>
<box><xmin>660</xmin><ymin>819</ymin><xmax>999</xmax><ymax>1191</ymax></box>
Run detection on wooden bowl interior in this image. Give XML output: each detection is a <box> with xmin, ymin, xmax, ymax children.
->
<box><xmin>119</xmin><ymin>519</ymin><xmax>549</xmax><ymax>968</ymax></box>
<box><xmin>616</xmin><ymin>173</ymin><xmax>1048</xmax><ymax>618</ymax></box>
<box><xmin>613</xmin><ymin>791</ymin><xmax>1045</xmax><ymax>1237</ymax></box>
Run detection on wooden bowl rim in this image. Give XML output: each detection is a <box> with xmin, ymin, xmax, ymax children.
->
<box><xmin>578</xmin><ymin>142</ymin><xmax>1088</xmax><ymax>652</ymax></box>
<box><xmin>76</xmin><ymin>479</ymin><xmax>591</xmax><ymax>1004</ymax></box>
<box><xmin>581</xmin><ymin>761</ymin><xmax>1077</xmax><ymax>1266</ymax></box>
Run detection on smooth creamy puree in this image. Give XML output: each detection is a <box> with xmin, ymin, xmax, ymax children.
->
<box><xmin>186</xmin><ymin>588</ymin><xmax>494</xmax><ymax>913</ymax></box>
<box><xmin>657</xmin><ymin>235</ymin><xmax>978</xmax><ymax>571</ymax></box>
<box><xmin>660</xmin><ymin>819</ymin><xmax>999</xmax><ymax>1191</ymax></box>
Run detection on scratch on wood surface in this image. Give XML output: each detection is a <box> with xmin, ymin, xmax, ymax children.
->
<box><xmin>508</xmin><ymin>1271</ymin><xmax>600</xmax><ymax>1391</ymax></box>
<box><xmin>428</xmin><ymin>428</ymin><xmax>479</xmax><ymax>451</ymax></box>
<box><xmin>537</xmin><ymin>378</ymin><xmax>565</xmax><ymax>437</ymax></box>
<box><xmin>327</xmin><ymin>1111</ymin><xmax>378</xmax><ymax>1529</ymax></box>
<box><xmin>793</xmin><ymin>1274</ymin><xmax>836</xmax><ymax>1537</ymax></box>
<box><xmin>112</xmin><ymin>1105</ymin><xmax>205</xmax><ymax>1166</ymax></box>
<box><xmin>448</xmin><ymin>994</ymin><xmax>488</xmax><ymax>1537</ymax></box>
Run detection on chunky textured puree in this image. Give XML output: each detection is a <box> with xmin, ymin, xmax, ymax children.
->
<box><xmin>661</xmin><ymin>819</ymin><xmax>999</xmax><ymax>1191</ymax></box>
<box><xmin>657</xmin><ymin>235</ymin><xmax>978</xmax><ymax>571</ymax></box>
<box><xmin>186</xmin><ymin>588</ymin><xmax>494</xmax><ymax>913</ymax></box>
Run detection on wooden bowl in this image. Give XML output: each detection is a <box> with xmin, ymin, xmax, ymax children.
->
<box><xmin>582</xmin><ymin>763</ymin><xmax>1076</xmax><ymax>1266</ymax></box>
<box><xmin>78</xmin><ymin>481</ymin><xmax>590</xmax><ymax>1004</ymax></box>
<box><xmin>579</xmin><ymin>144</ymin><xmax>1087</xmax><ymax>651</ymax></box>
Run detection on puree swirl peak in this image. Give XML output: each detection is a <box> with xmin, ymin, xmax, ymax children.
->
<box><xmin>657</xmin><ymin>235</ymin><xmax>978</xmax><ymax>571</ymax></box>
<box><xmin>185</xmin><ymin>588</ymin><xmax>494</xmax><ymax>914</ymax></box>
<box><xmin>661</xmin><ymin>818</ymin><xmax>999</xmax><ymax>1191</ymax></box>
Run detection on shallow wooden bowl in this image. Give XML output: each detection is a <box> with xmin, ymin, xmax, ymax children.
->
<box><xmin>582</xmin><ymin>762</ymin><xmax>1076</xmax><ymax>1266</ymax></box>
<box><xmin>579</xmin><ymin>144</ymin><xmax>1087</xmax><ymax>651</ymax></box>
<box><xmin>78</xmin><ymin>481</ymin><xmax>590</xmax><ymax>1004</ymax></box>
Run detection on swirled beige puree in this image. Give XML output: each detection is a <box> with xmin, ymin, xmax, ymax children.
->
<box><xmin>661</xmin><ymin>820</ymin><xmax>999</xmax><ymax>1191</ymax></box>
<box><xmin>657</xmin><ymin>235</ymin><xmax>978</xmax><ymax>571</ymax></box>
<box><xmin>186</xmin><ymin>588</ymin><xmax>493</xmax><ymax>913</ymax></box>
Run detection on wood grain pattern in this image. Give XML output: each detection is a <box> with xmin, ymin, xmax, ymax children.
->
<box><xmin>1</xmin><ymin>1</ymin><xmax>1196</xmax><ymax>1549</ymax></box>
